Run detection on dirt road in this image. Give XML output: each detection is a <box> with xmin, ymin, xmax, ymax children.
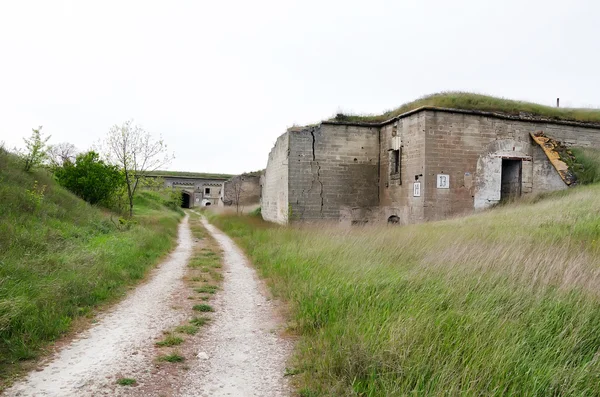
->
<box><xmin>5</xmin><ymin>215</ymin><xmax>291</xmax><ymax>397</ymax></box>
<box><xmin>179</xmin><ymin>218</ymin><xmax>292</xmax><ymax>397</ymax></box>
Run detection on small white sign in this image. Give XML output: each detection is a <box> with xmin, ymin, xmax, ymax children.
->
<box><xmin>437</xmin><ymin>174</ymin><xmax>450</xmax><ymax>189</ymax></box>
<box><xmin>413</xmin><ymin>182</ymin><xmax>421</xmax><ymax>197</ymax></box>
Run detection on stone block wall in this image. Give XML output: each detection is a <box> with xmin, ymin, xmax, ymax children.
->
<box><xmin>379</xmin><ymin>112</ymin><xmax>427</xmax><ymax>224</ymax></box>
<box><xmin>288</xmin><ymin>124</ymin><xmax>379</xmax><ymax>221</ymax></box>
<box><xmin>223</xmin><ymin>174</ymin><xmax>261</xmax><ymax>207</ymax></box>
<box><xmin>261</xmin><ymin>133</ymin><xmax>289</xmax><ymax>224</ymax></box>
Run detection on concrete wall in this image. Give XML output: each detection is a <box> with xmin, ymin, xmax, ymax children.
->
<box><xmin>420</xmin><ymin>111</ymin><xmax>594</xmax><ymax>216</ymax></box>
<box><xmin>261</xmin><ymin>108</ymin><xmax>600</xmax><ymax>225</ymax></box>
<box><xmin>262</xmin><ymin>132</ymin><xmax>289</xmax><ymax>224</ymax></box>
<box><xmin>288</xmin><ymin>124</ymin><xmax>379</xmax><ymax>222</ymax></box>
<box><xmin>379</xmin><ymin>112</ymin><xmax>427</xmax><ymax>225</ymax></box>
<box><xmin>223</xmin><ymin>174</ymin><xmax>261</xmax><ymax>207</ymax></box>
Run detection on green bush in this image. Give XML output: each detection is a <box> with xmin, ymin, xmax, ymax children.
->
<box><xmin>54</xmin><ymin>151</ymin><xmax>125</xmax><ymax>207</ymax></box>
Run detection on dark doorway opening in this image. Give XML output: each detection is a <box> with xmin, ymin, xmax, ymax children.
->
<box><xmin>181</xmin><ymin>192</ymin><xmax>191</xmax><ymax>208</ymax></box>
<box><xmin>501</xmin><ymin>159</ymin><xmax>522</xmax><ymax>201</ymax></box>
<box><xmin>387</xmin><ymin>215</ymin><xmax>400</xmax><ymax>225</ymax></box>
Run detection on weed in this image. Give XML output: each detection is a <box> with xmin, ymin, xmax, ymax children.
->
<box><xmin>190</xmin><ymin>317</ymin><xmax>209</xmax><ymax>327</ymax></box>
<box><xmin>175</xmin><ymin>325</ymin><xmax>199</xmax><ymax>335</ymax></box>
<box><xmin>157</xmin><ymin>353</ymin><xmax>185</xmax><ymax>363</ymax></box>
<box><xmin>195</xmin><ymin>285</ymin><xmax>218</xmax><ymax>294</ymax></box>
<box><xmin>116</xmin><ymin>378</ymin><xmax>136</xmax><ymax>386</ymax></box>
<box><xmin>155</xmin><ymin>334</ymin><xmax>184</xmax><ymax>347</ymax></box>
<box><xmin>193</xmin><ymin>304</ymin><xmax>214</xmax><ymax>312</ymax></box>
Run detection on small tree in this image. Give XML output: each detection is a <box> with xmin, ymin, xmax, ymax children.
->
<box><xmin>47</xmin><ymin>142</ymin><xmax>77</xmax><ymax>169</ymax></box>
<box><xmin>55</xmin><ymin>151</ymin><xmax>125</xmax><ymax>206</ymax></box>
<box><xmin>22</xmin><ymin>126</ymin><xmax>51</xmax><ymax>172</ymax></box>
<box><xmin>103</xmin><ymin>120</ymin><xmax>173</xmax><ymax>217</ymax></box>
<box><xmin>230</xmin><ymin>176</ymin><xmax>246</xmax><ymax>214</ymax></box>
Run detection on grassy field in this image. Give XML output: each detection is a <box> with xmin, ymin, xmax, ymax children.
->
<box><xmin>332</xmin><ymin>92</ymin><xmax>600</xmax><ymax>124</ymax></box>
<box><xmin>212</xmin><ymin>181</ymin><xmax>600</xmax><ymax>395</ymax></box>
<box><xmin>0</xmin><ymin>151</ymin><xmax>183</xmax><ymax>386</ymax></box>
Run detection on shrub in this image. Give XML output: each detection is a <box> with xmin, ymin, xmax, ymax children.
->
<box><xmin>54</xmin><ymin>151</ymin><xmax>125</xmax><ymax>206</ymax></box>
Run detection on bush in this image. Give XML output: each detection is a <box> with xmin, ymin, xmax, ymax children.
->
<box><xmin>54</xmin><ymin>151</ymin><xmax>125</xmax><ymax>206</ymax></box>
<box><xmin>249</xmin><ymin>207</ymin><xmax>262</xmax><ymax>217</ymax></box>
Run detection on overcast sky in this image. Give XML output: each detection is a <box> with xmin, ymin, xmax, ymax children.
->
<box><xmin>1</xmin><ymin>0</ymin><xmax>599</xmax><ymax>174</ymax></box>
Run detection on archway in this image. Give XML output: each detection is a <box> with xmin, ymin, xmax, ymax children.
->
<box><xmin>387</xmin><ymin>215</ymin><xmax>400</xmax><ymax>225</ymax></box>
<box><xmin>181</xmin><ymin>191</ymin><xmax>191</xmax><ymax>208</ymax></box>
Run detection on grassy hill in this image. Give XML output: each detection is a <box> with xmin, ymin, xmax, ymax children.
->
<box><xmin>212</xmin><ymin>152</ymin><xmax>600</xmax><ymax>395</ymax></box>
<box><xmin>0</xmin><ymin>150</ymin><xmax>183</xmax><ymax>387</ymax></box>
<box><xmin>332</xmin><ymin>92</ymin><xmax>600</xmax><ymax>124</ymax></box>
<box><xmin>149</xmin><ymin>170</ymin><xmax>233</xmax><ymax>180</ymax></box>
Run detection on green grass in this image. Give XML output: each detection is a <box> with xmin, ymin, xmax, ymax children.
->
<box><xmin>157</xmin><ymin>353</ymin><xmax>185</xmax><ymax>363</ymax></box>
<box><xmin>195</xmin><ymin>285</ymin><xmax>218</xmax><ymax>294</ymax></box>
<box><xmin>0</xmin><ymin>150</ymin><xmax>183</xmax><ymax>387</ymax></box>
<box><xmin>155</xmin><ymin>334</ymin><xmax>184</xmax><ymax>347</ymax></box>
<box><xmin>212</xmin><ymin>183</ymin><xmax>600</xmax><ymax>396</ymax></box>
<box><xmin>116</xmin><ymin>377</ymin><xmax>136</xmax><ymax>386</ymax></box>
<box><xmin>571</xmin><ymin>148</ymin><xmax>600</xmax><ymax>184</ymax></box>
<box><xmin>332</xmin><ymin>92</ymin><xmax>600</xmax><ymax>123</ymax></box>
<box><xmin>190</xmin><ymin>316</ymin><xmax>210</xmax><ymax>327</ymax></box>
<box><xmin>192</xmin><ymin>304</ymin><xmax>214</xmax><ymax>312</ymax></box>
<box><xmin>175</xmin><ymin>325</ymin><xmax>199</xmax><ymax>335</ymax></box>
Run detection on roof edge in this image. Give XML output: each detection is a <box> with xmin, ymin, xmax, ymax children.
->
<box><xmin>322</xmin><ymin>106</ymin><xmax>600</xmax><ymax>129</ymax></box>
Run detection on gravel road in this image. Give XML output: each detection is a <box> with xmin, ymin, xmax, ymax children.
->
<box><xmin>179</xmin><ymin>218</ymin><xmax>292</xmax><ymax>397</ymax></box>
<box><xmin>5</xmin><ymin>214</ymin><xmax>292</xmax><ymax>397</ymax></box>
<box><xmin>5</xmin><ymin>216</ymin><xmax>193</xmax><ymax>397</ymax></box>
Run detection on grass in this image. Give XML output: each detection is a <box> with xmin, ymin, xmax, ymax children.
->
<box><xmin>155</xmin><ymin>334</ymin><xmax>184</xmax><ymax>347</ymax></box>
<box><xmin>175</xmin><ymin>325</ymin><xmax>199</xmax><ymax>335</ymax></box>
<box><xmin>190</xmin><ymin>317</ymin><xmax>210</xmax><ymax>327</ymax></box>
<box><xmin>570</xmin><ymin>148</ymin><xmax>600</xmax><ymax>184</ymax></box>
<box><xmin>157</xmin><ymin>353</ymin><xmax>185</xmax><ymax>363</ymax></box>
<box><xmin>192</xmin><ymin>304</ymin><xmax>214</xmax><ymax>312</ymax></box>
<box><xmin>212</xmin><ymin>182</ymin><xmax>600</xmax><ymax>396</ymax></box>
<box><xmin>0</xmin><ymin>150</ymin><xmax>183</xmax><ymax>387</ymax></box>
<box><xmin>148</xmin><ymin>170</ymin><xmax>232</xmax><ymax>180</ymax></box>
<box><xmin>195</xmin><ymin>285</ymin><xmax>218</xmax><ymax>294</ymax></box>
<box><xmin>331</xmin><ymin>92</ymin><xmax>600</xmax><ymax>123</ymax></box>
<box><xmin>116</xmin><ymin>377</ymin><xmax>136</xmax><ymax>386</ymax></box>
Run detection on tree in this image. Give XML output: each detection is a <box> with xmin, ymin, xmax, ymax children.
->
<box><xmin>47</xmin><ymin>142</ymin><xmax>77</xmax><ymax>169</ymax></box>
<box><xmin>55</xmin><ymin>151</ymin><xmax>125</xmax><ymax>206</ymax></box>
<box><xmin>230</xmin><ymin>176</ymin><xmax>246</xmax><ymax>214</ymax></box>
<box><xmin>22</xmin><ymin>126</ymin><xmax>51</xmax><ymax>172</ymax></box>
<box><xmin>103</xmin><ymin>120</ymin><xmax>173</xmax><ymax>217</ymax></box>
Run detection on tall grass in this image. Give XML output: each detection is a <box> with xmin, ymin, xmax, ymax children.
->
<box><xmin>571</xmin><ymin>148</ymin><xmax>600</xmax><ymax>184</ymax></box>
<box><xmin>333</xmin><ymin>92</ymin><xmax>600</xmax><ymax>123</ymax></box>
<box><xmin>212</xmin><ymin>184</ymin><xmax>600</xmax><ymax>396</ymax></box>
<box><xmin>0</xmin><ymin>151</ymin><xmax>182</xmax><ymax>385</ymax></box>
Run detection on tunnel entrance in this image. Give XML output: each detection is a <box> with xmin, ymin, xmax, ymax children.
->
<box><xmin>501</xmin><ymin>159</ymin><xmax>522</xmax><ymax>201</ymax></box>
<box><xmin>181</xmin><ymin>192</ymin><xmax>191</xmax><ymax>208</ymax></box>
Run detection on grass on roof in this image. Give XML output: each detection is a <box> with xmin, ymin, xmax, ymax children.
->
<box><xmin>332</xmin><ymin>92</ymin><xmax>600</xmax><ymax>124</ymax></box>
<box><xmin>149</xmin><ymin>170</ymin><xmax>233</xmax><ymax>179</ymax></box>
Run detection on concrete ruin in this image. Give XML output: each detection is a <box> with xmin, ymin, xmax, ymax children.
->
<box><xmin>222</xmin><ymin>173</ymin><xmax>262</xmax><ymax>209</ymax></box>
<box><xmin>262</xmin><ymin>107</ymin><xmax>600</xmax><ymax>225</ymax></box>
<box><xmin>149</xmin><ymin>175</ymin><xmax>228</xmax><ymax>208</ymax></box>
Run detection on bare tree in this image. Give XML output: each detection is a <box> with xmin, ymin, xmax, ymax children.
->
<box><xmin>230</xmin><ymin>176</ymin><xmax>246</xmax><ymax>214</ymax></box>
<box><xmin>104</xmin><ymin>120</ymin><xmax>173</xmax><ymax>217</ymax></box>
<box><xmin>47</xmin><ymin>142</ymin><xmax>77</xmax><ymax>168</ymax></box>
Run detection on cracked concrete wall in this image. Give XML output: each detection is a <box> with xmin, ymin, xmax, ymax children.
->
<box><xmin>288</xmin><ymin>124</ymin><xmax>379</xmax><ymax>221</ymax></box>
<box><xmin>261</xmin><ymin>132</ymin><xmax>289</xmax><ymax>224</ymax></box>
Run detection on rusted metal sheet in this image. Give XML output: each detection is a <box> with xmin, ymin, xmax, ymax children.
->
<box><xmin>530</xmin><ymin>132</ymin><xmax>577</xmax><ymax>185</ymax></box>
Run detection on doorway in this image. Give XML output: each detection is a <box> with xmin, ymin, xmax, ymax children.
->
<box><xmin>501</xmin><ymin>159</ymin><xmax>522</xmax><ymax>201</ymax></box>
<box><xmin>181</xmin><ymin>192</ymin><xmax>191</xmax><ymax>208</ymax></box>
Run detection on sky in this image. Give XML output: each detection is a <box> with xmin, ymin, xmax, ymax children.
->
<box><xmin>1</xmin><ymin>0</ymin><xmax>599</xmax><ymax>174</ymax></box>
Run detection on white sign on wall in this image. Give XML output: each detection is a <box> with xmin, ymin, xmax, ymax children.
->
<box><xmin>413</xmin><ymin>182</ymin><xmax>421</xmax><ymax>197</ymax></box>
<box><xmin>437</xmin><ymin>174</ymin><xmax>450</xmax><ymax>189</ymax></box>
